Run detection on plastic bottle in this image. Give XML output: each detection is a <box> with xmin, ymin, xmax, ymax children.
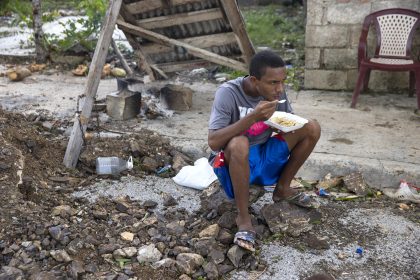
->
<box><xmin>156</xmin><ymin>164</ymin><xmax>172</xmax><ymax>174</ymax></box>
<box><xmin>96</xmin><ymin>156</ymin><xmax>133</xmax><ymax>175</ymax></box>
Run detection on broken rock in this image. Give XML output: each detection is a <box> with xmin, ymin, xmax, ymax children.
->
<box><xmin>137</xmin><ymin>244</ymin><xmax>162</xmax><ymax>263</ymax></box>
<box><xmin>261</xmin><ymin>201</ymin><xmax>320</xmax><ymax>237</ymax></box>
<box><xmin>199</xmin><ymin>224</ymin><xmax>220</xmax><ymax>238</ymax></box>
<box><xmin>227</xmin><ymin>245</ymin><xmax>247</xmax><ymax>268</ymax></box>
<box><xmin>176</xmin><ymin>253</ymin><xmax>204</xmax><ymax>275</ymax></box>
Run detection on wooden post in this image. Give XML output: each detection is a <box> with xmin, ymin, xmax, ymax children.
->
<box><xmin>63</xmin><ymin>0</ymin><xmax>123</xmax><ymax>168</ymax></box>
<box><xmin>219</xmin><ymin>0</ymin><xmax>255</xmax><ymax>65</ymax></box>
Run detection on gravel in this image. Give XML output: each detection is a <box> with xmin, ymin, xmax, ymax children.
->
<box><xmin>73</xmin><ymin>175</ymin><xmax>202</xmax><ymax>213</ymax></box>
<box><xmin>231</xmin><ymin>207</ymin><xmax>420</xmax><ymax>279</ymax></box>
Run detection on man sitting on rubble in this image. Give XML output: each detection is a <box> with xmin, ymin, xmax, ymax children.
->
<box><xmin>207</xmin><ymin>50</ymin><xmax>321</xmax><ymax>251</ymax></box>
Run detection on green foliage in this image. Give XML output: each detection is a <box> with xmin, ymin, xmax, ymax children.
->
<box><xmin>2</xmin><ymin>0</ymin><xmax>108</xmax><ymax>54</ymax></box>
<box><xmin>115</xmin><ymin>258</ymin><xmax>131</xmax><ymax>269</ymax></box>
<box><xmin>45</xmin><ymin>0</ymin><xmax>108</xmax><ymax>53</ymax></box>
<box><xmin>220</xmin><ymin>5</ymin><xmax>306</xmax><ymax>91</ymax></box>
<box><xmin>78</xmin><ymin>0</ymin><xmax>107</xmax><ymax>28</ymax></box>
<box><xmin>263</xmin><ymin>232</ymin><xmax>284</xmax><ymax>243</ymax></box>
<box><xmin>285</xmin><ymin>66</ymin><xmax>304</xmax><ymax>91</ymax></box>
<box><xmin>217</xmin><ymin>67</ymin><xmax>246</xmax><ymax>80</ymax></box>
<box><xmin>46</xmin><ymin>17</ymin><xmax>97</xmax><ymax>52</ymax></box>
<box><xmin>242</xmin><ymin>4</ymin><xmax>305</xmax><ymax>64</ymax></box>
<box><xmin>4</xmin><ymin>0</ymin><xmax>32</xmax><ymax>27</ymax></box>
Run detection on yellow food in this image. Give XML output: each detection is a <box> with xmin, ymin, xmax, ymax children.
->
<box><xmin>271</xmin><ymin>116</ymin><xmax>300</xmax><ymax>127</ymax></box>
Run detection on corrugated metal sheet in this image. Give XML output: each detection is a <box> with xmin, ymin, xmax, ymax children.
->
<box><xmin>118</xmin><ymin>0</ymin><xmax>254</xmax><ymax>76</ymax></box>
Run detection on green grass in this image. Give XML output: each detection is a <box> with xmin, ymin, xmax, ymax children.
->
<box><xmin>0</xmin><ymin>1</ymin><xmax>83</xmax><ymax>17</ymax></box>
<box><xmin>241</xmin><ymin>4</ymin><xmax>306</xmax><ymax>66</ymax></box>
<box><xmin>219</xmin><ymin>4</ymin><xmax>306</xmax><ymax>90</ymax></box>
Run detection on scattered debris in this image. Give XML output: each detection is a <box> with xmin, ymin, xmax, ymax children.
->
<box><xmin>28</xmin><ymin>63</ymin><xmax>47</xmax><ymax>72</ymax></box>
<box><xmin>343</xmin><ymin>172</ymin><xmax>368</xmax><ymax>195</ymax></box>
<box><xmin>6</xmin><ymin>67</ymin><xmax>32</xmax><ymax>81</ymax></box>
<box><xmin>72</xmin><ymin>64</ymin><xmax>88</xmax><ymax>76</ymax></box>
<box><xmin>398</xmin><ymin>203</ymin><xmax>410</xmax><ymax>210</ymax></box>
<box><xmin>102</xmin><ymin>63</ymin><xmax>111</xmax><ymax>77</ymax></box>
<box><xmin>383</xmin><ymin>180</ymin><xmax>420</xmax><ymax>204</ymax></box>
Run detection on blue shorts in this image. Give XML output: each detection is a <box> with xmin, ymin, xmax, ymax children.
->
<box><xmin>211</xmin><ymin>136</ymin><xmax>290</xmax><ymax>199</ymax></box>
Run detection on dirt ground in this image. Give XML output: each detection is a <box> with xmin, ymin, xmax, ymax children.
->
<box><xmin>0</xmin><ymin>65</ymin><xmax>419</xmax><ymax>280</ymax></box>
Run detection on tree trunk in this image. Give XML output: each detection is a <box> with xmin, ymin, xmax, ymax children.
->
<box><xmin>32</xmin><ymin>0</ymin><xmax>47</xmax><ymax>63</ymax></box>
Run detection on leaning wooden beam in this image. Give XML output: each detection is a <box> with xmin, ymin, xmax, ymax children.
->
<box><xmin>137</xmin><ymin>8</ymin><xmax>223</xmax><ymax>30</ymax></box>
<box><xmin>155</xmin><ymin>56</ymin><xmax>246</xmax><ymax>73</ymax></box>
<box><xmin>219</xmin><ymin>0</ymin><xmax>255</xmax><ymax>65</ymax></box>
<box><xmin>63</xmin><ymin>0</ymin><xmax>123</xmax><ymax>168</ymax></box>
<box><xmin>119</xmin><ymin>7</ymin><xmax>156</xmax><ymax>80</ymax></box>
<box><xmin>150</xmin><ymin>64</ymin><xmax>169</xmax><ymax>79</ymax></box>
<box><xmin>117</xmin><ymin>20</ymin><xmax>248</xmax><ymax>72</ymax></box>
<box><xmin>126</xmin><ymin>0</ymin><xmax>202</xmax><ymax>15</ymax></box>
<box><xmin>135</xmin><ymin>48</ymin><xmax>156</xmax><ymax>81</ymax></box>
<box><xmin>111</xmin><ymin>38</ymin><xmax>133</xmax><ymax>76</ymax></box>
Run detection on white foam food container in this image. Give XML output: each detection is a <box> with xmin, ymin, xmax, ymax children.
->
<box><xmin>265</xmin><ymin>111</ymin><xmax>308</xmax><ymax>132</ymax></box>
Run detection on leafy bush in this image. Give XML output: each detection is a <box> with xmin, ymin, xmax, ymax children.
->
<box><xmin>220</xmin><ymin>4</ymin><xmax>306</xmax><ymax>90</ymax></box>
<box><xmin>242</xmin><ymin>4</ymin><xmax>305</xmax><ymax>66</ymax></box>
<box><xmin>45</xmin><ymin>0</ymin><xmax>107</xmax><ymax>53</ymax></box>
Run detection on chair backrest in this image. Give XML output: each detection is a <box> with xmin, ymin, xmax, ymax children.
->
<box><xmin>363</xmin><ymin>8</ymin><xmax>420</xmax><ymax>59</ymax></box>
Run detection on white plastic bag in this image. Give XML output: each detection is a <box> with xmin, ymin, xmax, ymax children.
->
<box><xmin>172</xmin><ymin>158</ymin><xmax>217</xmax><ymax>190</ymax></box>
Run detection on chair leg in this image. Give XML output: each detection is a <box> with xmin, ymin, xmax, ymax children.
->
<box><xmin>415</xmin><ymin>70</ymin><xmax>420</xmax><ymax>110</ymax></box>
<box><xmin>363</xmin><ymin>69</ymin><xmax>371</xmax><ymax>91</ymax></box>
<box><xmin>351</xmin><ymin>66</ymin><xmax>368</xmax><ymax>108</ymax></box>
<box><xmin>409</xmin><ymin>71</ymin><xmax>415</xmax><ymax>97</ymax></box>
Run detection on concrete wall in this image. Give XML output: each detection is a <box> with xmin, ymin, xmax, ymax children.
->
<box><xmin>304</xmin><ymin>0</ymin><xmax>420</xmax><ymax>91</ymax></box>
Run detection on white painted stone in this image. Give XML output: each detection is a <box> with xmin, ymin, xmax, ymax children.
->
<box><xmin>137</xmin><ymin>244</ymin><xmax>162</xmax><ymax>263</ymax></box>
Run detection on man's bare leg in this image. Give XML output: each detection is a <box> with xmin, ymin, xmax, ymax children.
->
<box><xmin>273</xmin><ymin>120</ymin><xmax>321</xmax><ymax>200</ymax></box>
<box><xmin>224</xmin><ymin>136</ymin><xmax>255</xmax><ymax>235</ymax></box>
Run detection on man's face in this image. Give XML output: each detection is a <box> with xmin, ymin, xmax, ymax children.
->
<box><xmin>254</xmin><ymin>67</ymin><xmax>287</xmax><ymax>101</ymax></box>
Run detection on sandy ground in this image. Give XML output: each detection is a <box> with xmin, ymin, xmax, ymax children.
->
<box><xmin>0</xmin><ymin>68</ymin><xmax>419</xmax><ymax>279</ymax></box>
<box><xmin>1</xmin><ymin>67</ymin><xmax>418</xmax><ymax>187</ymax></box>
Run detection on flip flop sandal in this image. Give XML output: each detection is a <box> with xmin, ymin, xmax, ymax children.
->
<box><xmin>276</xmin><ymin>192</ymin><xmax>320</xmax><ymax>209</ymax></box>
<box><xmin>234</xmin><ymin>230</ymin><xmax>256</xmax><ymax>252</ymax></box>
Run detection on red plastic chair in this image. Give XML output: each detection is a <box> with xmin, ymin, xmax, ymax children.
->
<box><xmin>351</xmin><ymin>8</ymin><xmax>420</xmax><ymax>109</ymax></box>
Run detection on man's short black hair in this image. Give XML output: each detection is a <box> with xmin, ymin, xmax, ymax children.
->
<box><xmin>249</xmin><ymin>50</ymin><xmax>285</xmax><ymax>79</ymax></box>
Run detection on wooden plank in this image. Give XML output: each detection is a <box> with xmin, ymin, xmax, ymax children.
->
<box><xmin>126</xmin><ymin>0</ymin><xmax>202</xmax><ymax>15</ymax></box>
<box><xmin>219</xmin><ymin>0</ymin><xmax>255</xmax><ymax>65</ymax></box>
<box><xmin>63</xmin><ymin>0</ymin><xmax>123</xmax><ymax>168</ymax></box>
<box><xmin>156</xmin><ymin>59</ymin><xmax>211</xmax><ymax>73</ymax></box>
<box><xmin>135</xmin><ymin>48</ymin><xmax>156</xmax><ymax>80</ymax></box>
<box><xmin>136</xmin><ymin>8</ymin><xmax>223</xmax><ymax>30</ymax></box>
<box><xmin>117</xmin><ymin>20</ymin><xmax>248</xmax><ymax>72</ymax></box>
<box><xmin>141</xmin><ymin>32</ymin><xmax>237</xmax><ymax>54</ymax></box>
<box><xmin>155</xmin><ymin>55</ymin><xmax>246</xmax><ymax>73</ymax></box>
